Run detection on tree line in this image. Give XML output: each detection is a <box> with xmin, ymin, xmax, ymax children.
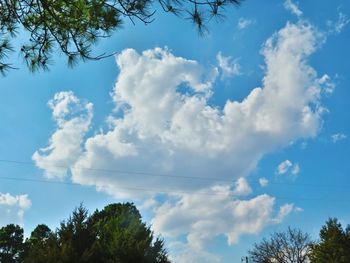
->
<box><xmin>1</xmin><ymin>202</ymin><xmax>349</xmax><ymax>263</ymax></box>
<box><xmin>248</xmin><ymin>218</ymin><xmax>350</xmax><ymax>263</ymax></box>
<box><xmin>0</xmin><ymin>203</ymin><xmax>170</xmax><ymax>263</ymax></box>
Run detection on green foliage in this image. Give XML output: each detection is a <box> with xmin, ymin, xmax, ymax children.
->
<box><xmin>88</xmin><ymin>203</ymin><xmax>169</xmax><ymax>262</ymax></box>
<box><xmin>0</xmin><ymin>224</ymin><xmax>24</xmax><ymax>263</ymax></box>
<box><xmin>248</xmin><ymin>227</ymin><xmax>312</xmax><ymax>263</ymax></box>
<box><xmin>0</xmin><ymin>0</ymin><xmax>242</xmax><ymax>74</ymax></box>
<box><xmin>0</xmin><ymin>203</ymin><xmax>170</xmax><ymax>263</ymax></box>
<box><xmin>23</xmin><ymin>224</ymin><xmax>58</xmax><ymax>263</ymax></box>
<box><xmin>309</xmin><ymin>218</ymin><xmax>350</xmax><ymax>263</ymax></box>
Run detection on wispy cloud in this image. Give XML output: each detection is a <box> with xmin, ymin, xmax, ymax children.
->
<box><xmin>332</xmin><ymin>133</ymin><xmax>347</xmax><ymax>143</ymax></box>
<box><xmin>237</xmin><ymin>18</ymin><xmax>254</xmax><ymax>30</ymax></box>
<box><xmin>284</xmin><ymin>0</ymin><xmax>303</xmax><ymax>17</ymax></box>
<box><xmin>277</xmin><ymin>160</ymin><xmax>293</xmax><ymax>175</ymax></box>
<box><xmin>276</xmin><ymin>160</ymin><xmax>300</xmax><ymax>177</ymax></box>
<box><xmin>327</xmin><ymin>12</ymin><xmax>350</xmax><ymax>34</ymax></box>
<box><xmin>335</xmin><ymin>12</ymin><xmax>350</xmax><ymax>33</ymax></box>
<box><xmin>259</xmin><ymin>177</ymin><xmax>269</xmax><ymax>187</ymax></box>
<box><xmin>216</xmin><ymin>51</ymin><xmax>240</xmax><ymax>78</ymax></box>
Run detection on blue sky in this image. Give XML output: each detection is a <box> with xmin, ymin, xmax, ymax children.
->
<box><xmin>0</xmin><ymin>0</ymin><xmax>350</xmax><ymax>262</ymax></box>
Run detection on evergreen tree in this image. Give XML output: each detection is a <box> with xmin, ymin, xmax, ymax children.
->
<box><xmin>309</xmin><ymin>218</ymin><xmax>350</xmax><ymax>263</ymax></box>
<box><xmin>16</xmin><ymin>202</ymin><xmax>170</xmax><ymax>263</ymax></box>
<box><xmin>0</xmin><ymin>0</ymin><xmax>242</xmax><ymax>74</ymax></box>
<box><xmin>0</xmin><ymin>224</ymin><xmax>24</xmax><ymax>263</ymax></box>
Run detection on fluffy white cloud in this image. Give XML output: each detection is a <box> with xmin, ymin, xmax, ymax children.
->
<box><xmin>32</xmin><ymin>92</ymin><xmax>93</xmax><ymax>179</ymax></box>
<box><xmin>232</xmin><ymin>177</ymin><xmax>252</xmax><ymax>196</ymax></box>
<box><xmin>152</xmin><ymin>186</ymin><xmax>294</xmax><ymax>249</ymax></box>
<box><xmin>216</xmin><ymin>52</ymin><xmax>240</xmax><ymax>79</ymax></box>
<box><xmin>284</xmin><ymin>0</ymin><xmax>303</xmax><ymax>17</ymax></box>
<box><xmin>237</xmin><ymin>18</ymin><xmax>254</xmax><ymax>30</ymax></box>
<box><xmin>62</xmin><ymin>21</ymin><xmax>325</xmax><ymax>199</ymax></box>
<box><xmin>34</xmin><ymin>20</ymin><xmax>329</xmax><ymax>260</ymax></box>
<box><xmin>0</xmin><ymin>193</ymin><xmax>31</xmax><ymax>226</ymax></box>
<box><xmin>259</xmin><ymin>177</ymin><xmax>269</xmax><ymax>187</ymax></box>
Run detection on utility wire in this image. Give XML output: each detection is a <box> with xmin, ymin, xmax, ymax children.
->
<box><xmin>0</xmin><ymin>158</ymin><xmax>348</xmax><ymax>189</ymax></box>
<box><xmin>0</xmin><ymin>175</ymin><xmax>349</xmax><ymax>203</ymax></box>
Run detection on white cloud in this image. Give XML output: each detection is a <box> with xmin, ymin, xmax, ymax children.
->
<box><xmin>34</xmin><ymin>20</ymin><xmax>329</xmax><ymax>258</ymax></box>
<box><xmin>327</xmin><ymin>12</ymin><xmax>350</xmax><ymax>34</ymax></box>
<box><xmin>294</xmin><ymin>207</ymin><xmax>304</xmax><ymax>213</ymax></box>
<box><xmin>32</xmin><ymin>92</ymin><xmax>93</xmax><ymax>179</ymax></box>
<box><xmin>276</xmin><ymin>160</ymin><xmax>300</xmax><ymax>177</ymax></box>
<box><xmin>60</xmin><ymin>21</ymin><xmax>325</xmax><ymax>199</ymax></box>
<box><xmin>277</xmin><ymin>160</ymin><xmax>292</xmax><ymax>175</ymax></box>
<box><xmin>272</xmin><ymin>203</ymin><xmax>295</xmax><ymax>224</ymax></box>
<box><xmin>232</xmin><ymin>177</ymin><xmax>252</xmax><ymax>196</ymax></box>
<box><xmin>237</xmin><ymin>18</ymin><xmax>254</xmax><ymax>30</ymax></box>
<box><xmin>332</xmin><ymin>133</ymin><xmax>347</xmax><ymax>143</ymax></box>
<box><xmin>291</xmin><ymin>163</ymin><xmax>300</xmax><ymax>176</ymax></box>
<box><xmin>318</xmin><ymin>74</ymin><xmax>335</xmax><ymax>94</ymax></box>
<box><xmin>335</xmin><ymin>12</ymin><xmax>350</xmax><ymax>33</ymax></box>
<box><xmin>284</xmin><ymin>0</ymin><xmax>303</xmax><ymax>17</ymax></box>
<box><xmin>0</xmin><ymin>193</ymin><xmax>31</xmax><ymax>226</ymax></box>
<box><xmin>259</xmin><ymin>177</ymin><xmax>269</xmax><ymax>187</ymax></box>
<box><xmin>169</xmin><ymin>241</ymin><xmax>221</xmax><ymax>263</ymax></box>
<box><xmin>152</xmin><ymin>186</ymin><xmax>294</xmax><ymax>250</ymax></box>
<box><xmin>216</xmin><ymin>52</ymin><xmax>240</xmax><ymax>78</ymax></box>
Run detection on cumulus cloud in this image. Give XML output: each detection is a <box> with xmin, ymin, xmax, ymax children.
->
<box><xmin>232</xmin><ymin>177</ymin><xmax>252</xmax><ymax>196</ymax></box>
<box><xmin>152</xmin><ymin>186</ymin><xmax>294</xmax><ymax>249</ymax></box>
<box><xmin>237</xmin><ymin>18</ymin><xmax>254</xmax><ymax>30</ymax></box>
<box><xmin>0</xmin><ymin>193</ymin><xmax>31</xmax><ymax>226</ymax></box>
<box><xmin>34</xmin><ymin>20</ymin><xmax>329</xmax><ymax>260</ymax></box>
<box><xmin>331</xmin><ymin>133</ymin><xmax>347</xmax><ymax>143</ymax></box>
<box><xmin>58</xmin><ymin>21</ymin><xmax>325</xmax><ymax>199</ymax></box>
<box><xmin>32</xmin><ymin>92</ymin><xmax>93</xmax><ymax>179</ymax></box>
<box><xmin>216</xmin><ymin>52</ymin><xmax>240</xmax><ymax>78</ymax></box>
<box><xmin>284</xmin><ymin>0</ymin><xmax>303</xmax><ymax>17</ymax></box>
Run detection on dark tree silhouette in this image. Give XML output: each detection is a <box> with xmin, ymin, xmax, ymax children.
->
<box><xmin>309</xmin><ymin>218</ymin><xmax>350</xmax><ymax>263</ymax></box>
<box><xmin>0</xmin><ymin>0</ymin><xmax>242</xmax><ymax>74</ymax></box>
<box><xmin>0</xmin><ymin>224</ymin><xmax>24</xmax><ymax>263</ymax></box>
<box><xmin>4</xmin><ymin>202</ymin><xmax>171</xmax><ymax>263</ymax></box>
<box><xmin>248</xmin><ymin>227</ymin><xmax>312</xmax><ymax>263</ymax></box>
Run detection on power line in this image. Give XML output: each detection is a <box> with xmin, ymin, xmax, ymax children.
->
<box><xmin>0</xmin><ymin>175</ymin><xmax>350</xmax><ymax>203</ymax></box>
<box><xmin>0</xmin><ymin>158</ymin><xmax>348</xmax><ymax>189</ymax></box>
<box><xmin>0</xmin><ymin>158</ymin><xmax>233</xmax><ymax>183</ymax></box>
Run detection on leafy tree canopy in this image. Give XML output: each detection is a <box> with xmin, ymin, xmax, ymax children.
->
<box><xmin>0</xmin><ymin>0</ymin><xmax>242</xmax><ymax>74</ymax></box>
<box><xmin>0</xmin><ymin>203</ymin><xmax>170</xmax><ymax>263</ymax></box>
<box><xmin>309</xmin><ymin>218</ymin><xmax>350</xmax><ymax>263</ymax></box>
<box><xmin>0</xmin><ymin>224</ymin><xmax>24</xmax><ymax>263</ymax></box>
